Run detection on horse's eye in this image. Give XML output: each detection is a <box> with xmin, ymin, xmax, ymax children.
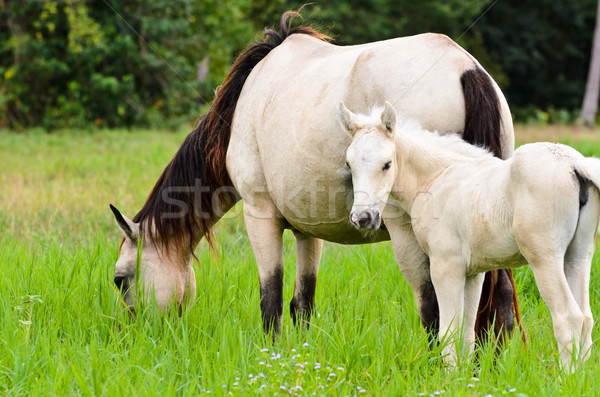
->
<box><xmin>346</xmin><ymin>161</ymin><xmax>351</xmax><ymax>170</ymax></box>
<box><xmin>383</xmin><ymin>161</ymin><xmax>392</xmax><ymax>171</ymax></box>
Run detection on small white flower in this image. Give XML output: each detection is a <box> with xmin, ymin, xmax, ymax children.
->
<box><xmin>280</xmin><ymin>385</ymin><xmax>287</xmax><ymax>390</ymax></box>
<box><xmin>260</xmin><ymin>384</ymin><xmax>266</xmax><ymax>389</ymax></box>
<box><xmin>235</xmin><ymin>377</ymin><xmax>240</xmax><ymax>381</ymax></box>
<box><xmin>509</xmin><ymin>388</ymin><xmax>516</xmax><ymax>393</ymax></box>
<box><xmin>292</xmin><ymin>348</ymin><xmax>297</xmax><ymax>352</ymax></box>
<box><xmin>303</xmin><ymin>342</ymin><xmax>309</xmax><ymax>347</ymax></box>
<box><xmin>296</xmin><ymin>385</ymin><xmax>303</xmax><ymax>391</ymax></box>
<box><xmin>259</xmin><ymin>361</ymin><xmax>265</xmax><ymax>365</ymax></box>
<box><xmin>232</xmin><ymin>382</ymin><xmax>238</xmax><ymax>386</ymax></box>
<box><xmin>434</xmin><ymin>392</ymin><xmax>441</xmax><ymax>396</ymax></box>
<box><xmin>259</xmin><ymin>372</ymin><xmax>265</xmax><ymax>378</ymax></box>
<box><xmin>328</xmin><ymin>373</ymin><xmax>336</xmax><ymax>377</ymax></box>
<box><xmin>337</xmin><ymin>366</ymin><xmax>345</xmax><ymax>371</ymax></box>
<box><xmin>249</xmin><ymin>374</ymin><xmax>253</xmax><ymax>378</ymax></box>
<box><xmin>261</xmin><ymin>348</ymin><xmax>269</xmax><ymax>352</ymax></box>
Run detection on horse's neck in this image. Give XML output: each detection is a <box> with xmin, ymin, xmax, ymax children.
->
<box><xmin>393</xmin><ymin>132</ymin><xmax>456</xmax><ymax>205</ymax></box>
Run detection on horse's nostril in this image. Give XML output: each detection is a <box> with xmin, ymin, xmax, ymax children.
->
<box><xmin>114</xmin><ymin>276</ymin><xmax>126</xmax><ymax>290</ymax></box>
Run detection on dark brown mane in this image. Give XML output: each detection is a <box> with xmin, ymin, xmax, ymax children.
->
<box><xmin>132</xmin><ymin>11</ymin><xmax>330</xmax><ymax>255</ymax></box>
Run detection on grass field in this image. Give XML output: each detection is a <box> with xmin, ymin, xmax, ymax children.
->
<box><xmin>2</xmin><ymin>125</ymin><xmax>600</xmax><ymax>395</ymax></box>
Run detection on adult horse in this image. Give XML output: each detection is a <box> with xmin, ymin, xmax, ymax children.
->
<box><xmin>110</xmin><ymin>12</ymin><xmax>522</xmax><ymax>345</ymax></box>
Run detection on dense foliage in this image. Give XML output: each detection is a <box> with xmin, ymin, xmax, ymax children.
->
<box><xmin>0</xmin><ymin>0</ymin><xmax>596</xmax><ymax>129</ymax></box>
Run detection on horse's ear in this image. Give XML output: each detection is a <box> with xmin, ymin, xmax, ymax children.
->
<box><xmin>110</xmin><ymin>204</ymin><xmax>138</xmax><ymax>241</ymax></box>
<box><xmin>381</xmin><ymin>101</ymin><xmax>397</xmax><ymax>136</ymax></box>
<box><xmin>337</xmin><ymin>101</ymin><xmax>359</xmax><ymax>136</ymax></box>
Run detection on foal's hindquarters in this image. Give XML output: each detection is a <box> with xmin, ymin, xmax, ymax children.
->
<box><xmin>509</xmin><ymin>144</ymin><xmax>600</xmax><ymax>368</ymax></box>
<box><xmin>420</xmin><ymin>143</ymin><xmax>600</xmax><ymax>369</ymax></box>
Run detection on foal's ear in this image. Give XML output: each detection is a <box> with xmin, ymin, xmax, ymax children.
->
<box><xmin>381</xmin><ymin>101</ymin><xmax>397</xmax><ymax>136</ymax></box>
<box><xmin>109</xmin><ymin>204</ymin><xmax>139</xmax><ymax>242</ymax></box>
<box><xmin>337</xmin><ymin>101</ymin><xmax>360</xmax><ymax>136</ymax></box>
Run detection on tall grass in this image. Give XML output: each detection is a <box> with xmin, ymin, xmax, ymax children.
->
<box><xmin>1</xmin><ymin>126</ymin><xmax>600</xmax><ymax>395</ymax></box>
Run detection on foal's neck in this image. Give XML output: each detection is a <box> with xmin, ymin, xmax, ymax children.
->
<box><xmin>392</xmin><ymin>130</ymin><xmax>468</xmax><ymax>206</ymax></box>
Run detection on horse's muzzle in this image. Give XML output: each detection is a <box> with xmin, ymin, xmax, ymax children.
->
<box><xmin>350</xmin><ymin>209</ymin><xmax>381</xmax><ymax>230</ymax></box>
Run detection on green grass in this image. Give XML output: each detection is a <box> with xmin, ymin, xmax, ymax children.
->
<box><xmin>2</xmin><ymin>125</ymin><xmax>600</xmax><ymax>395</ymax></box>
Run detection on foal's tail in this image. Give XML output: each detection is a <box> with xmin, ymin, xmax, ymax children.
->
<box><xmin>576</xmin><ymin>157</ymin><xmax>600</xmax><ymax>193</ymax></box>
<box><xmin>461</xmin><ymin>67</ymin><xmax>525</xmax><ymax>347</ymax></box>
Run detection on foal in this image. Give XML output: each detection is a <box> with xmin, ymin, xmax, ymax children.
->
<box><xmin>340</xmin><ymin>101</ymin><xmax>600</xmax><ymax>369</ymax></box>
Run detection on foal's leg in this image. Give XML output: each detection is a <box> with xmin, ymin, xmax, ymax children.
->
<box><xmin>290</xmin><ymin>232</ymin><xmax>323</xmax><ymax>329</ymax></box>
<box><xmin>464</xmin><ymin>273</ymin><xmax>485</xmax><ymax>355</ymax></box>
<box><xmin>430</xmin><ymin>255</ymin><xmax>467</xmax><ymax>365</ymax></box>
<box><xmin>385</xmin><ymin>215</ymin><xmax>438</xmax><ymax>345</ymax></box>
<box><xmin>515</xmin><ymin>222</ymin><xmax>582</xmax><ymax>368</ymax></box>
<box><xmin>244</xmin><ymin>202</ymin><xmax>285</xmax><ymax>339</ymax></box>
<box><xmin>564</xmin><ymin>189</ymin><xmax>600</xmax><ymax>360</ymax></box>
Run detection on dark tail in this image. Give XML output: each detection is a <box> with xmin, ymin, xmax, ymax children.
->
<box><xmin>460</xmin><ymin>67</ymin><xmax>503</xmax><ymax>157</ymax></box>
<box><xmin>132</xmin><ymin>11</ymin><xmax>330</xmax><ymax>253</ymax></box>
<box><xmin>460</xmin><ymin>67</ymin><xmax>525</xmax><ymax>347</ymax></box>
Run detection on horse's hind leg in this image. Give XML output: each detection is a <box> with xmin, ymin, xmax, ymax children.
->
<box><xmin>244</xmin><ymin>201</ymin><xmax>285</xmax><ymax>339</ymax></box>
<box><xmin>290</xmin><ymin>232</ymin><xmax>323</xmax><ymax>329</ymax></box>
<box><xmin>564</xmin><ymin>188</ymin><xmax>600</xmax><ymax>360</ymax></box>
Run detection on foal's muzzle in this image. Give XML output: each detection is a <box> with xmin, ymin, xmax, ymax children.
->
<box><xmin>350</xmin><ymin>209</ymin><xmax>381</xmax><ymax>230</ymax></box>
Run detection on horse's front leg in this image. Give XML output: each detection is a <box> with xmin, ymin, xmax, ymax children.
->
<box><xmin>385</xmin><ymin>214</ymin><xmax>438</xmax><ymax>345</ymax></box>
<box><xmin>244</xmin><ymin>201</ymin><xmax>285</xmax><ymax>339</ymax></box>
<box><xmin>290</xmin><ymin>232</ymin><xmax>323</xmax><ymax>329</ymax></box>
<box><xmin>430</xmin><ymin>255</ymin><xmax>467</xmax><ymax>365</ymax></box>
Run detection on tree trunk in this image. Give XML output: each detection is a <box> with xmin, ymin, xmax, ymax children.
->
<box><xmin>580</xmin><ymin>0</ymin><xmax>600</xmax><ymax>126</ymax></box>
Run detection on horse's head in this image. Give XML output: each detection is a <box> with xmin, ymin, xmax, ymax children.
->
<box><xmin>110</xmin><ymin>205</ymin><xmax>196</xmax><ymax>313</ymax></box>
<box><xmin>339</xmin><ymin>101</ymin><xmax>398</xmax><ymax>231</ymax></box>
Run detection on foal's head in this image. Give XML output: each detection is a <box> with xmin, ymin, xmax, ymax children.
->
<box><xmin>338</xmin><ymin>101</ymin><xmax>398</xmax><ymax>232</ymax></box>
<box><xmin>110</xmin><ymin>205</ymin><xmax>196</xmax><ymax>313</ymax></box>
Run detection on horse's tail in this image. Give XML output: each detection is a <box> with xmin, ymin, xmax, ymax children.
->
<box><xmin>460</xmin><ymin>67</ymin><xmax>503</xmax><ymax>158</ymax></box>
<box><xmin>132</xmin><ymin>11</ymin><xmax>330</xmax><ymax>253</ymax></box>
<box><xmin>460</xmin><ymin>67</ymin><xmax>526</xmax><ymax>347</ymax></box>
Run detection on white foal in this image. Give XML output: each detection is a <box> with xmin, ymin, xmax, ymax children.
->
<box><xmin>340</xmin><ymin>101</ymin><xmax>600</xmax><ymax>369</ymax></box>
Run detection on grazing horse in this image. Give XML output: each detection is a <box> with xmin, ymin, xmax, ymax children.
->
<box><xmin>341</xmin><ymin>101</ymin><xmax>600</xmax><ymax>368</ymax></box>
<box><xmin>110</xmin><ymin>11</ymin><xmax>522</xmax><ymax>344</ymax></box>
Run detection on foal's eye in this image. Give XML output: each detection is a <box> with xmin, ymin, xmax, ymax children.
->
<box><xmin>382</xmin><ymin>161</ymin><xmax>392</xmax><ymax>171</ymax></box>
<box><xmin>345</xmin><ymin>161</ymin><xmax>351</xmax><ymax>170</ymax></box>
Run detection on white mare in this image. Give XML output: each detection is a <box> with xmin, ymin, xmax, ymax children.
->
<box><xmin>110</xmin><ymin>12</ymin><xmax>520</xmax><ymax>343</ymax></box>
<box><xmin>341</xmin><ymin>101</ymin><xmax>600</xmax><ymax>369</ymax></box>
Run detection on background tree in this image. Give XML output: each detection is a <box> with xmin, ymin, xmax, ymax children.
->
<box><xmin>580</xmin><ymin>0</ymin><xmax>600</xmax><ymax>125</ymax></box>
<box><xmin>0</xmin><ymin>0</ymin><xmax>597</xmax><ymax>130</ymax></box>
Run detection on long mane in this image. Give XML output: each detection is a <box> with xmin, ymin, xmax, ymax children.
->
<box><xmin>132</xmin><ymin>11</ymin><xmax>330</xmax><ymax>254</ymax></box>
